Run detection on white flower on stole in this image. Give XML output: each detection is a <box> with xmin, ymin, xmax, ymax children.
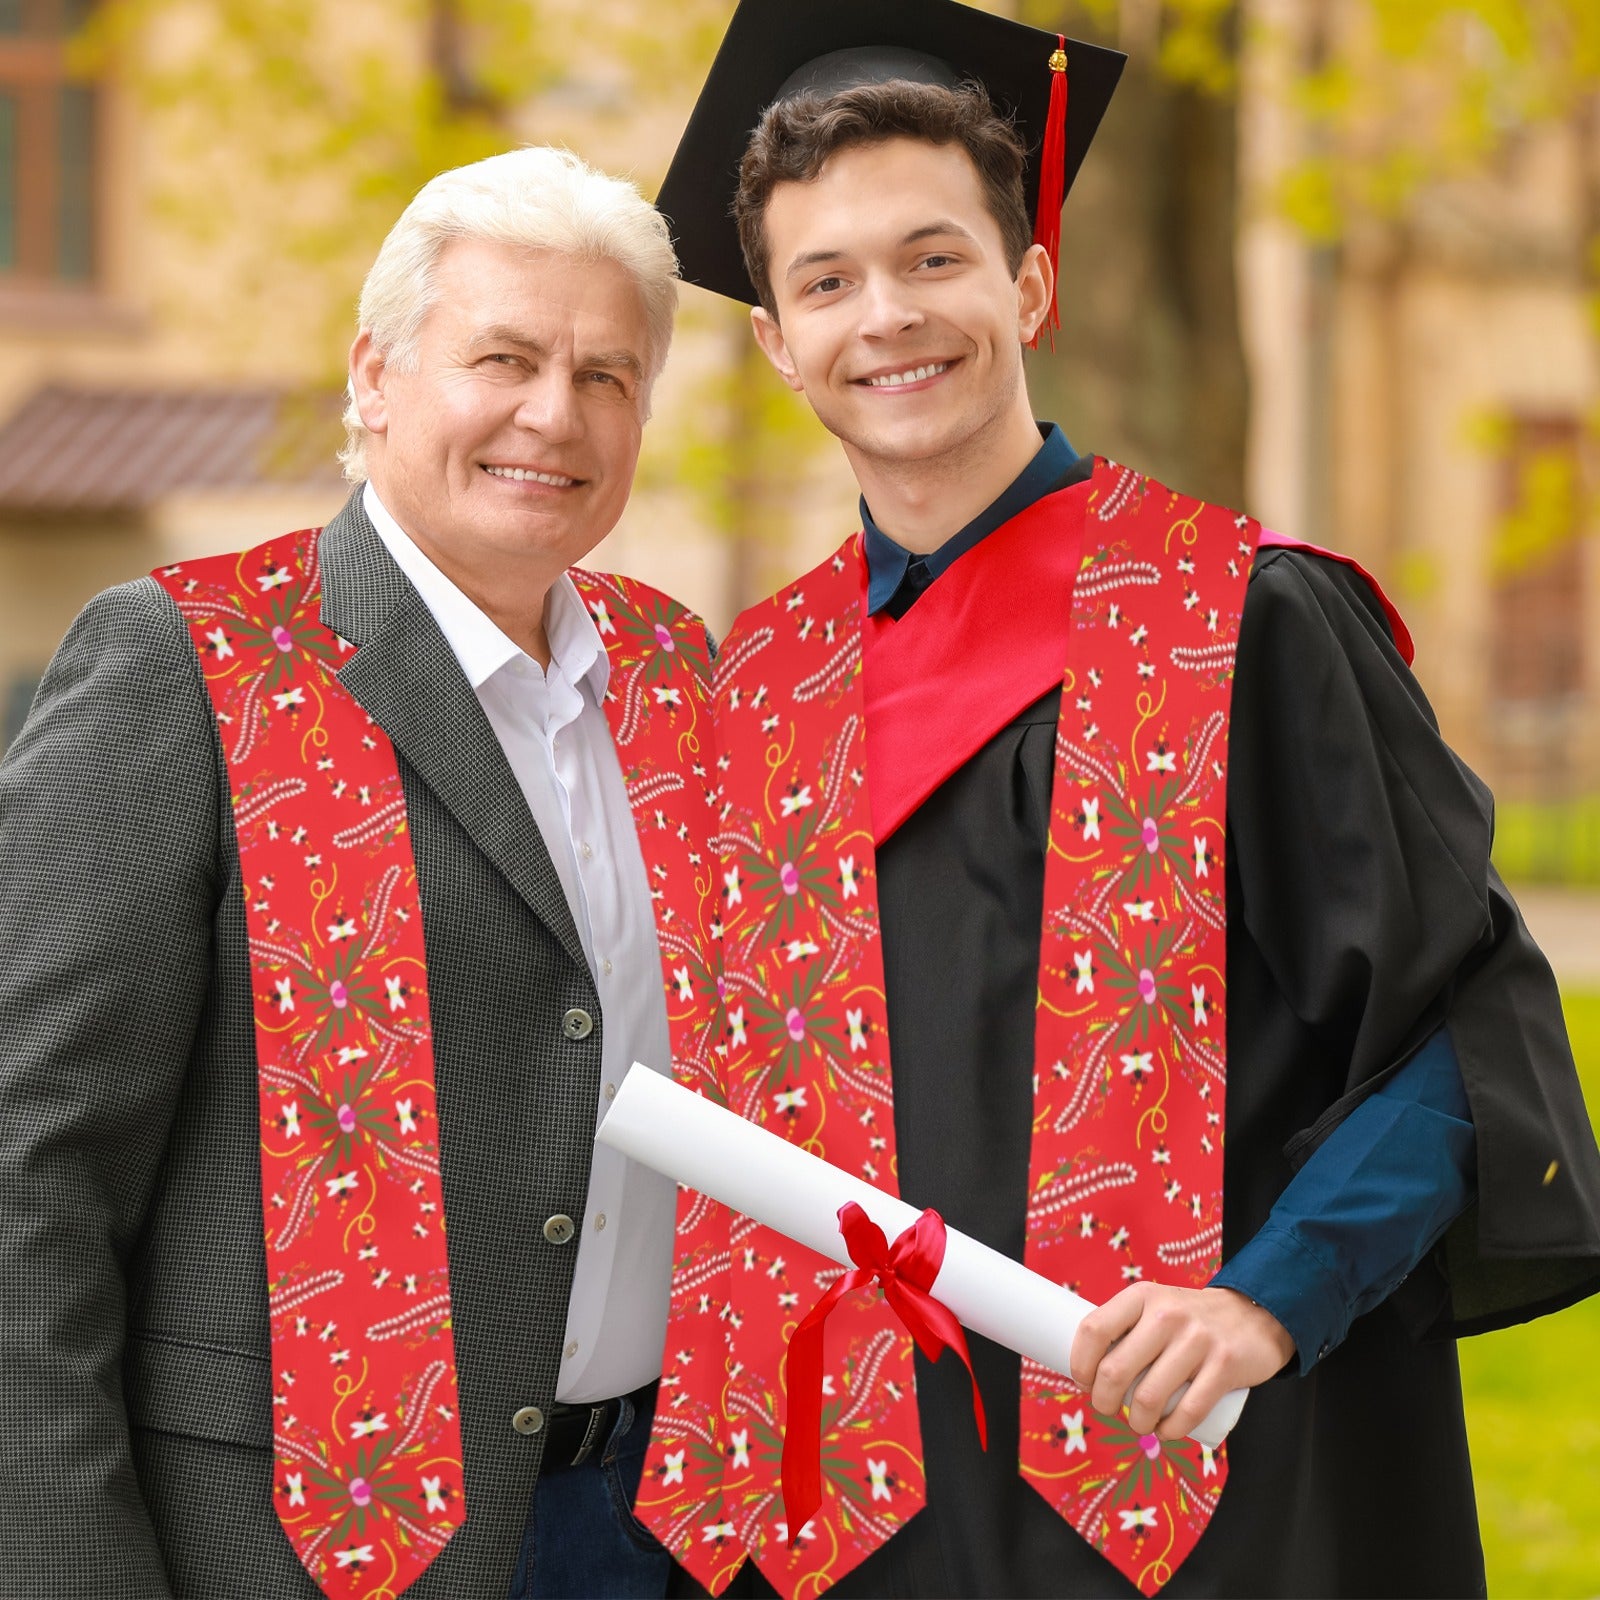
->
<box><xmin>1060</xmin><ymin>1411</ymin><xmax>1087</xmax><ymax>1454</ymax></box>
<box><xmin>1120</xmin><ymin>1053</ymin><xmax>1153</xmax><ymax>1083</ymax></box>
<box><xmin>1073</xmin><ymin>951</ymin><xmax>1095</xmax><ymax>994</ymax></box>
<box><xmin>846</xmin><ymin>1009</ymin><xmax>868</xmax><ymax>1054</ymax></box>
<box><xmin>1119</xmin><ymin>1507</ymin><xmax>1160</xmax><ymax>1533</ymax></box>
<box><xmin>422</xmin><ymin>1475</ymin><xmax>447</xmax><ymax>1512</ymax></box>
<box><xmin>868</xmin><ymin>1460</ymin><xmax>893</xmax><ymax>1502</ymax></box>
<box><xmin>839</xmin><ymin>855</ymin><xmax>858</xmax><ymax>900</ymax></box>
<box><xmin>662</xmin><ymin>1451</ymin><xmax>685</xmax><ymax>1486</ymax></box>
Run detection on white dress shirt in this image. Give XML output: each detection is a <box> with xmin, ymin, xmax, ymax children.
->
<box><xmin>364</xmin><ymin>483</ymin><xmax>676</xmax><ymax>1403</ymax></box>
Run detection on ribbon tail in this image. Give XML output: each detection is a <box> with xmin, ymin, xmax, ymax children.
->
<box><xmin>781</xmin><ymin>1272</ymin><xmax>862</xmax><ymax>1539</ymax></box>
<box><xmin>884</xmin><ymin>1280</ymin><xmax>989</xmax><ymax>1452</ymax></box>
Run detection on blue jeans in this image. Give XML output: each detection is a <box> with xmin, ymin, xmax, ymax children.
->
<box><xmin>508</xmin><ymin>1385</ymin><xmax>672</xmax><ymax>1599</ymax></box>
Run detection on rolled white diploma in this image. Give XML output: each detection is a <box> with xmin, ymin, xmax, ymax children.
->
<box><xmin>598</xmin><ymin>1062</ymin><xmax>1246</xmax><ymax>1449</ymax></box>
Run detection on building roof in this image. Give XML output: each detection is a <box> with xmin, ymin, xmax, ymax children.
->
<box><xmin>0</xmin><ymin>385</ymin><xmax>347</xmax><ymax>513</ymax></box>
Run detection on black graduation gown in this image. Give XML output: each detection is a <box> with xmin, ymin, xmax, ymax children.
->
<box><xmin>728</xmin><ymin>545</ymin><xmax>1600</xmax><ymax>1599</ymax></box>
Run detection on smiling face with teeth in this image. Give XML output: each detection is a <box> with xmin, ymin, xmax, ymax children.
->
<box><xmin>350</xmin><ymin>236</ymin><xmax>652</xmax><ymax>653</ymax></box>
<box><xmin>750</xmin><ymin>136</ymin><xmax>1053</xmax><ymax>546</ymax></box>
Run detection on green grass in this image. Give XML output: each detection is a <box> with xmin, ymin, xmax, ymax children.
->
<box><xmin>1492</xmin><ymin>800</ymin><xmax>1600</xmax><ymax>888</ymax></box>
<box><xmin>1460</xmin><ymin>990</ymin><xmax>1600</xmax><ymax>1597</ymax></box>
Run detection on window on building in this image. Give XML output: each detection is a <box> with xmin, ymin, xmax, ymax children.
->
<box><xmin>1489</xmin><ymin>415</ymin><xmax>1588</xmax><ymax>707</ymax></box>
<box><xmin>0</xmin><ymin>0</ymin><xmax>97</xmax><ymax>285</ymax></box>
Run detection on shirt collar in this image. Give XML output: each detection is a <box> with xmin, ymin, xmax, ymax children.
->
<box><xmin>362</xmin><ymin>481</ymin><xmax>608</xmax><ymax>700</ymax></box>
<box><xmin>862</xmin><ymin>422</ymin><xmax>1078</xmax><ymax>616</ymax></box>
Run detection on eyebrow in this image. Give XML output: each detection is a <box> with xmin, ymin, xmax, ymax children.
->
<box><xmin>783</xmin><ymin>219</ymin><xmax>980</xmax><ymax>281</ymax></box>
<box><xmin>468</xmin><ymin>326</ymin><xmax>646</xmax><ymax>379</ymax></box>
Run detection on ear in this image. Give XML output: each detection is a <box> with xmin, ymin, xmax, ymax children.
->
<box><xmin>750</xmin><ymin>305</ymin><xmax>805</xmax><ymax>393</ymax></box>
<box><xmin>349</xmin><ymin>330</ymin><xmax>390</xmax><ymax>436</ymax></box>
<box><xmin>1015</xmin><ymin>243</ymin><xmax>1055</xmax><ymax>346</ymax></box>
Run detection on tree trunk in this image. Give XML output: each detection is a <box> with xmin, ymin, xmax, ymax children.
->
<box><xmin>1027</xmin><ymin>9</ymin><xmax>1250</xmax><ymax>509</ymax></box>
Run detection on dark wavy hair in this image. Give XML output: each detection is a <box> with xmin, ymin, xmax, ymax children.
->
<box><xmin>735</xmin><ymin>79</ymin><xmax>1032</xmax><ymax>316</ymax></box>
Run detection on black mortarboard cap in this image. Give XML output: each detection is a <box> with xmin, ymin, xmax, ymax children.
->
<box><xmin>658</xmin><ymin>0</ymin><xmax>1127</xmax><ymax>310</ymax></box>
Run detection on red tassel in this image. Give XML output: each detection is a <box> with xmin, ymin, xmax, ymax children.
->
<box><xmin>1029</xmin><ymin>36</ymin><xmax>1069</xmax><ymax>352</ymax></box>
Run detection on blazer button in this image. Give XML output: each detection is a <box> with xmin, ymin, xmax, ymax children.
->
<box><xmin>512</xmin><ymin>1405</ymin><xmax>545</xmax><ymax>1436</ymax></box>
<box><xmin>543</xmin><ymin>1214</ymin><xmax>576</xmax><ymax>1245</ymax></box>
<box><xmin>561</xmin><ymin>1007</ymin><xmax>594</xmax><ymax>1041</ymax></box>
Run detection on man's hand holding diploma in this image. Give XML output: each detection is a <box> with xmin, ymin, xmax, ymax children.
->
<box><xmin>1072</xmin><ymin>1283</ymin><xmax>1296</xmax><ymax>1441</ymax></box>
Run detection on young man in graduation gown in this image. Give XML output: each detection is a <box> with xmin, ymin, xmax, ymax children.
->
<box><xmin>634</xmin><ymin>4</ymin><xmax>1600</xmax><ymax>1598</ymax></box>
<box><xmin>0</xmin><ymin>149</ymin><xmax>722</xmax><ymax>1599</ymax></box>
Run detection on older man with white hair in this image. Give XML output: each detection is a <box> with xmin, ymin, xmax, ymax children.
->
<box><xmin>0</xmin><ymin>147</ymin><xmax>718</xmax><ymax>1600</ymax></box>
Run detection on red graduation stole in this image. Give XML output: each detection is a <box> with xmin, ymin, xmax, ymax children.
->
<box><xmin>155</xmin><ymin>535</ymin><xmax>721</xmax><ymax>1599</ymax></box>
<box><xmin>643</xmin><ymin>458</ymin><xmax>1257</xmax><ymax>1597</ymax></box>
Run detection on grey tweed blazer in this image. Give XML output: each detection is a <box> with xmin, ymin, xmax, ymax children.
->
<box><xmin>0</xmin><ymin>494</ymin><xmax>634</xmax><ymax>1597</ymax></box>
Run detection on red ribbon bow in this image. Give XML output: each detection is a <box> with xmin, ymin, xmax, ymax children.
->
<box><xmin>782</xmin><ymin>1203</ymin><xmax>988</xmax><ymax>1539</ymax></box>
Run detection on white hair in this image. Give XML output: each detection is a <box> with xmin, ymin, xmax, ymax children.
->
<box><xmin>339</xmin><ymin>145</ymin><xmax>679</xmax><ymax>482</ymax></box>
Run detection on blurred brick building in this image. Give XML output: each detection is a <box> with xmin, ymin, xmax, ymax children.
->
<box><xmin>1240</xmin><ymin>0</ymin><xmax>1600</xmax><ymax>809</ymax></box>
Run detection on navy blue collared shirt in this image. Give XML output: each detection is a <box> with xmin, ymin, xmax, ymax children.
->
<box><xmin>863</xmin><ymin>423</ymin><xmax>1087</xmax><ymax>618</ymax></box>
<box><xmin>861</xmin><ymin>423</ymin><xmax>1478</xmax><ymax>1370</ymax></box>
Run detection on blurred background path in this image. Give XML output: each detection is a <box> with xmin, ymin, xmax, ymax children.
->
<box><xmin>1514</xmin><ymin>886</ymin><xmax>1600</xmax><ymax>990</ymax></box>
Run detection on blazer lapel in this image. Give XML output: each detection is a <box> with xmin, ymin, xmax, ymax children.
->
<box><xmin>315</xmin><ymin>492</ymin><xmax>589</xmax><ymax>973</ymax></box>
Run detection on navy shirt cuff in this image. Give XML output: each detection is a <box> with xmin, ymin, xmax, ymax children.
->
<box><xmin>1210</xmin><ymin>1224</ymin><xmax>1349</xmax><ymax>1375</ymax></box>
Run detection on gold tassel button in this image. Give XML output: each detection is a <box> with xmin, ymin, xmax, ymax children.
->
<box><xmin>1049</xmin><ymin>47</ymin><xmax>1069</xmax><ymax>72</ymax></box>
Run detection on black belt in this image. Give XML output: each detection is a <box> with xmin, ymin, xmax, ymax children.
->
<box><xmin>542</xmin><ymin>1380</ymin><xmax>657</xmax><ymax>1470</ymax></box>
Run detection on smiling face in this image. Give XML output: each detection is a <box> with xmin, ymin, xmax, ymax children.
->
<box><xmin>750</xmin><ymin>136</ymin><xmax>1050</xmax><ymax>477</ymax></box>
<box><xmin>352</xmin><ymin>236</ymin><xmax>652</xmax><ymax>591</ymax></box>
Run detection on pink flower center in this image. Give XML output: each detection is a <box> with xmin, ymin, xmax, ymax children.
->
<box><xmin>337</xmin><ymin>1103</ymin><xmax>357</xmax><ymax>1134</ymax></box>
<box><xmin>785</xmin><ymin>1007</ymin><xmax>806</xmax><ymax>1042</ymax></box>
<box><xmin>1139</xmin><ymin>1433</ymin><xmax>1161</xmax><ymax>1460</ymax></box>
<box><xmin>270</xmin><ymin>624</ymin><xmax>294</xmax><ymax>652</ymax></box>
<box><xmin>1137</xmin><ymin>968</ymin><xmax>1157</xmax><ymax>1005</ymax></box>
<box><xmin>1141</xmin><ymin>817</ymin><xmax>1159</xmax><ymax>853</ymax></box>
<box><xmin>329</xmin><ymin>980</ymin><xmax>348</xmax><ymax>1009</ymax></box>
<box><xmin>654</xmin><ymin>623</ymin><xmax>676</xmax><ymax>653</ymax></box>
<box><xmin>349</xmin><ymin>1476</ymin><xmax>372</xmax><ymax>1507</ymax></box>
<box><xmin>779</xmin><ymin>862</ymin><xmax>801</xmax><ymax>896</ymax></box>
